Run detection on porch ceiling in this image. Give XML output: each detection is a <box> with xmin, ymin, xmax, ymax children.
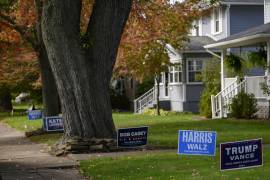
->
<box><xmin>204</xmin><ymin>23</ymin><xmax>270</xmax><ymax>49</ymax></box>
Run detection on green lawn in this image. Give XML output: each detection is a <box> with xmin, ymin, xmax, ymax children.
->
<box><xmin>80</xmin><ymin>149</ymin><xmax>269</xmax><ymax>180</ymax></box>
<box><xmin>1</xmin><ymin>112</ymin><xmax>270</xmax><ymax>147</ymax></box>
<box><xmin>2</xmin><ymin>112</ymin><xmax>270</xmax><ymax>179</ymax></box>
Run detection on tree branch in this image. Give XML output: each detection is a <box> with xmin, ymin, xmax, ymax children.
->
<box><xmin>0</xmin><ymin>12</ymin><xmax>37</xmax><ymax>49</ymax></box>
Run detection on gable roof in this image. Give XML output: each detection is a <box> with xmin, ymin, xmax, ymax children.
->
<box><xmin>220</xmin><ymin>0</ymin><xmax>264</xmax><ymax>5</ymax></box>
<box><xmin>183</xmin><ymin>36</ymin><xmax>217</xmax><ymax>52</ymax></box>
<box><xmin>204</xmin><ymin>23</ymin><xmax>270</xmax><ymax>49</ymax></box>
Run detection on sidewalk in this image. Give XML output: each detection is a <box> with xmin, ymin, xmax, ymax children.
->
<box><xmin>0</xmin><ymin>123</ymin><xmax>85</xmax><ymax>180</ymax></box>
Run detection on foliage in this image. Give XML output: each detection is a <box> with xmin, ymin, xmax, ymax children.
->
<box><xmin>135</xmin><ymin>77</ymin><xmax>154</xmax><ymax>97</ymax></box>
<box><xmin>225</xmin><ymin>54</ymin><xmax>245</xmax><ymax>76</ymax></box>
<box><xmin>142</xmin><ymin>108</ymin><xmax>191</xmax><ymax>116</ymax></box>
<box><xmin>199</xmin><ymin>58</ymin><xmax>221</xmax><ymax>118</ymax></box>
<box><xmin>247</xmin><ymin>47</ymin><xmax>267</xmax><ymax>68</ymax></box>
<box><xmin>115</xmin><ymin>0</ymin><xmax>216</xmax><ymax>80</ymax></box>
<box><xmin>0</xmin><ymin>0</ymin><xmax>40</xmax><ymax>93</ymax></box>
<box><xmin>230</xmin><ymin>91</ymin><xmax>258</xmax><ymax>119</ymax></box>
<box><xmin>110</xmin><ymin>89</ymin><xmax>131</xmax><ymax>111</ymax></box>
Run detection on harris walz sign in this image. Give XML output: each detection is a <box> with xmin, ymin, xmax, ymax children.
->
<box><xmin>43</xmin><ymin>116</ymin><xmax>64</xmax><ymax>132</ymax></box>
<box><xmin>178</xmin><ymin>130</ymin><xmax>217</xmax><ymax>156</ymax></box>
<box><xmin>220</xmin><ymin>139</ymin><xmax>263</xmax><ymax>171</ymax></box>
<box><xmin>28</xmin><ymin>110</ymin><xmax>43</xmax><ymax>120</ymax></box>
<box><xmin>117</xmin><ymin>126</ymin><xmax>148</xmax><ymax>148</ymax></box>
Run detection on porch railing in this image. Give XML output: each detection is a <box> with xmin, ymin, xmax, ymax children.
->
<box><xmin>134</xmin><ymin>87</ymin><xmax>156</xmax><ymax>114</ymax></box>
<box><xmin>211</xmin><ymin>79</ymin><xmax>247</xmax><ymax>118</ymax></box>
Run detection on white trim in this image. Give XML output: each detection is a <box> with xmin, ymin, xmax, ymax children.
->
<box><xmin>221</xmin><ymin>49</ymin><xmax>226</xmax><ymax>91</ymax></box>
<box><xmin>199</xmin><ymin>17</ymin><xmax>203</xmax><ymax>36</ymax></box>
<box><xmin>186</xmin><ymin>59</ymin><xmax>204</xmax><ymax>84</ymax></box>
<box><xmin>220</xmin><ymin>2</ymin><xmax>264</xmax><ymax>5</ymax></box>
<box><xmin>226</xmin><ymin>4</ymin><xmax>231</xmax><ymax>37</ymax></box>
<box><xmin>204</xmin><ymin>34</ymin><xmax>270</xmax><ymax>49</ymax></box>
<box><xmin>267</xmin><ymin>41</ymin><xmax>270</xmax><ymax>77</ymax></box>
<box><xmin>211</xmin><ymin>7</ymin><xmax>223</xmax><ymax>35</ymax></box>
<box><xmin>169</xmin><ymin>82</ymin><xmax>183</xmax><ymax>85</ymax></box>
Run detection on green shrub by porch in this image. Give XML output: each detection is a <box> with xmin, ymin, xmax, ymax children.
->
<box><xmin>230</xmin><ymin>91</ymin><xmax>257</xmax><ymax>119</ymax></box>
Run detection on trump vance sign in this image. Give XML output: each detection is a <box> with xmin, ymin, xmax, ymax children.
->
<box><xmin>220</xmin><ymin>139</ymin><xmax>263</xmax><ymax>171</ymax></box>
<box><xmin>178</xmin><ymin>130</ymin><xmax>217</xmax><ymax>156</ymax></box>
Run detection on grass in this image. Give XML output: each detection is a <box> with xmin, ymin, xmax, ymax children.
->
<box><xmin>113</xmin><ymin>113</ymin><xmax>270</xmax><ymax>148</ymax></box>
<box><xmin>2</xmin><ymin>111</ymin><xmax>270</xmax><ymax>178</ymax></box>
<box><xmin>2</xmin><ymin>112</ymin><xmax>270</xmax><ymax>147</ymax></box>
<box><xmin>80</xmin><ymin>148</ymin><xmax>270</xmax><ymax>180</ymax></box>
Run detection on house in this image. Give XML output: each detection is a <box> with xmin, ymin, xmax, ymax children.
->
<box><xmin>205</xmin><ymin>0</ymin><xmax>270</xmax><ymax>119</ymax></box>
<box><xmin>134</xmin><ymin>0</ymin><xmax>265</xmax><ymax>114</ymax></box>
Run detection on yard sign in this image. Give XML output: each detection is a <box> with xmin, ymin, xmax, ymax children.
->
<box><xmin>220</xmin><ymin>138</ymin><xmax>263</xmax><ymax>171</ymax></box>
<box><xmin>28</xmin><ymin>110</ymin><xmax>43</xmax><ymax>120</ymax></box>
<box><xmin>117</xmin><ymin>126</ymin><xmax>148</xmax><ymax>148</ymax></box>
<box><xmin>43</xmin><ymin>116</ymin><xmax>64</xmax><ymax>132</ymax></box>
<box><xmin>178</xmin><ymin>130</ymin><xmax>217</xmax><ymax>156</ymax></box>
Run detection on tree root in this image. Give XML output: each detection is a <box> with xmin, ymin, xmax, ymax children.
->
<box><xmin>49</xmin><ymin>137</ymin><xmax>117</xmax><ymax>156</ymax></box>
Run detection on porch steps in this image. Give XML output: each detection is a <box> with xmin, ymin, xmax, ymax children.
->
<box><xmin>211</xmin><ymin>78</ymin><xmax>246</xmax><ymax>118</ymax></box>
<box><xmin>134</xmin><ymin>87</ymin><xmax>156</xmax><ymax>114</ymax></box>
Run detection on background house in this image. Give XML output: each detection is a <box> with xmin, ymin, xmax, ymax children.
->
<box><xmin>134</xmin><ymin>0</ymin><xmax>265</xmax><ymax>114</ymax></box>
<box><xmin>205</xmin><ymin>0</ymin><xmax>270</xmax><ymax>119</ymax></box>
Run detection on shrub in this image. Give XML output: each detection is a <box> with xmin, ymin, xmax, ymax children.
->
<box><xmin>199</xmin><ymin>58</ymin><xmax>220</xmax><ymax>118</ymax></box>
<box><xmin>230</xmin><ymin>91</ymin><xmax>258</xmax><ymax>119</ymax></box>
<box><xmin>142</xmin><ymin>108</ymin><xmax>191</xmax><ymax>116</ymax></box>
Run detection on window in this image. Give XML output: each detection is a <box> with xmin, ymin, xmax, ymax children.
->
<box><xmin>212</xmin><ymin>8</ymin><xmax>222</xmax><ymax>34</ymax></box>
<box><xmin>188</xmin><ymin>60</ymin><xmax>203</xmax><ymax>83</ymax></box>
<box><xmin>169</xmin><ymin>65</ymin><xmax>182</xmax><ymax>83</ymax></box>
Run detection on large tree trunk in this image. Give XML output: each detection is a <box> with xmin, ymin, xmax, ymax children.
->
<box><xmin>37</xmin><ymin>47</ymin><xmax>60</xmax><ymax>117</ymax></box>
<box><xmin>41</xmin><ymin>0</ymin><xmax>132</xmax><ymax>151</ymax></box>
<box><xmin>0</xmin><ymin>86</ymin><xmax>12</xmax><ymax>112</ymax></box>
<box><xmin>35</xmin><ymin>0</ymin><xmax>60</xmax><ymax>117</ymax></box>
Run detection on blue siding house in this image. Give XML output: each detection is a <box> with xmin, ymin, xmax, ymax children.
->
<box><xmin>134</xmin><ymin>0</ymin><xmax>265</xmax><ymax>114</ymax></box>
<box><xmin>205</xmin><ymin>0</ymin><xmax>270</xmax><ymax>119</ymax></box>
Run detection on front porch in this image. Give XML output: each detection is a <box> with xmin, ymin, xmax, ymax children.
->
<box><xmin>205</xmin><ymin>22</ymin><xmax>270</xmax><ymax>119</ymax></box>
<box><xmin>211</xmin><ymin>76</ymin><xmax>269</xmax><ymax>119</ymax></box>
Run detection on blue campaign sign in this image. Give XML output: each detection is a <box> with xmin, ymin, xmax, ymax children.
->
<box><xmin>28</xmin><ymin>110</ymin><xmax>43</xmax><ymax>120</ymax></box>
<box><xmin>117</xmin><ymin>126</ymin><xmax>148</xmax><ymax>148</ymax></box>
<box><xmin>178</xmin><ymin>130</ymin><xmax>217</xmax><ymax>156</ymax></box>
<box><xmin>220</xmin><ymin>139</ymin><xmax>263</xmax><ymax>171</ymax></box>
<box><xmin>43</xmin><ymin>116</ymin><xmax>64</xmax><ymax>132</ymax></box>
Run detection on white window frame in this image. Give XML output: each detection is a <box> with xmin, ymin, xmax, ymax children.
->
<box><xmin>169</xmin><ymin>65</ymin><xmax>182</xmax><ymax>85</ymax></box>
<box><xmin>211</xmin><ymin>7</ymin><xmax>223</xmax><ymax>35</ymax></box>
<box><xmin>186</xmin><ymin>59</ymin><xmax>203</xmax><ymax>84</ymax></box>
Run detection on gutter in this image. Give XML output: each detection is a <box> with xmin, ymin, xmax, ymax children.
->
<box><xmin>205</xmin><ymin>49</ymin><xmax>221</xmax><ymax>59</ymax></box>
<box><xmin>204</xmin><ymin>34</ymin><xmax>270</xmax><ymax>49</ymax></box>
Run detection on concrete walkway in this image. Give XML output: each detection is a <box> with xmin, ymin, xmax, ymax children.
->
<box><xmin>0</xmin><ymin>123</ymin><xmax>85</xmax><ymax>180</ymax></box>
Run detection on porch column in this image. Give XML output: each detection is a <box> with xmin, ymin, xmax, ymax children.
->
<box><xmin>267</xmin><ymin>41</ymin><xmax>270</xmax><ymax>77</ymax></box>
<box><xmin>221</xmin><ymin>49</ymin><xmax>226</xmax><ymax>91</ymax></box>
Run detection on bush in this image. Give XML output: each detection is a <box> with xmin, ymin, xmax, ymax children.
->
<box><xmin>199</xmin><ymin>58</ymin><xmax>220</xmax><ymax>118</ymax></box>
<box><xmin>230</xmin><ymin>91</ymin><xmax>258</xmax><ymax>119</ymax></box>
<box><xmin>142</xmin><ymin>108</ymin><xmax>191</xmax><ymax>116</ymax></box>
<box><xmin>110</xmin><ymin>90</ymin><xmax>130</xmax><ymax>111</ymax></box>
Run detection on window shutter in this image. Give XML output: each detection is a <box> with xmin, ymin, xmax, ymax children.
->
<box><xmin>265</xmin><ymin>0</ymin><xmax>270</xmax><ymax>24</ymax></box>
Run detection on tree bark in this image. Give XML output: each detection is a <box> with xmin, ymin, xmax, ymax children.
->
<box><xmin>0</xmin><ymin>86</ymin><xmax>12</xmax><ymax>112</ymax></box>
<box><xmin>41</xmin><ymin>0</ymin><xmax>132</xmax><ymax>149</ymax></box>
<box><xmin>34</xmin><ymin>0</ymin><xmax>60</xmax><ymax>117</ymax></box>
